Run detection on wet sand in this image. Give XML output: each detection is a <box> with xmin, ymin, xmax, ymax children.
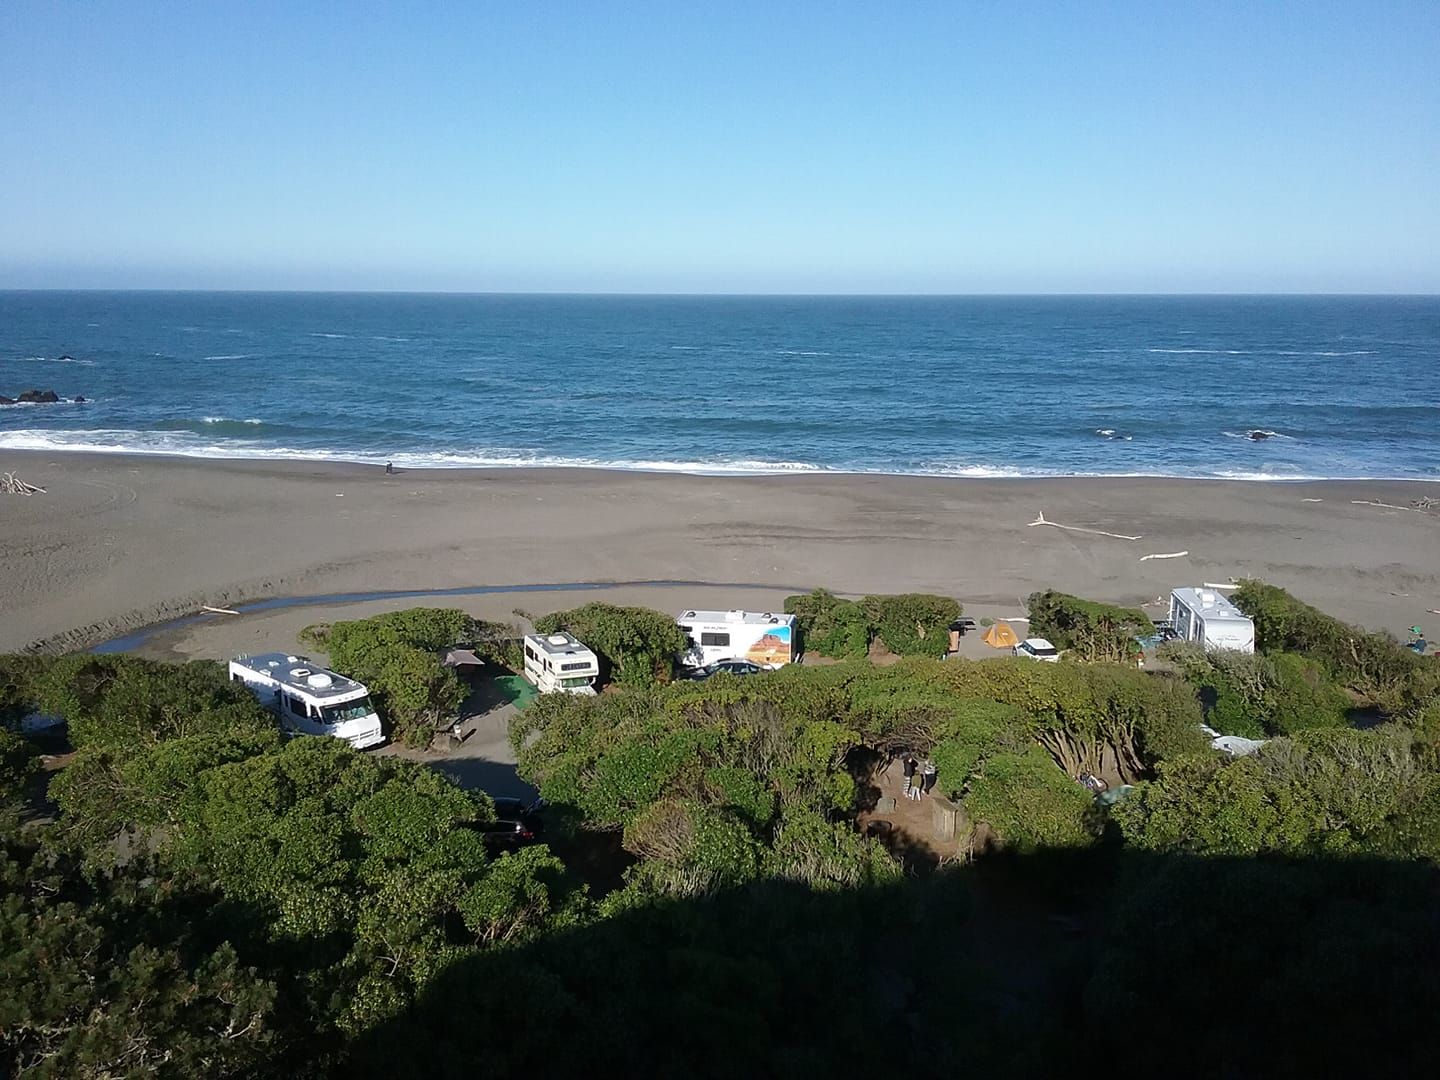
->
<box><xmin>1</xmin><ymin>451</ymin><xmax>1436</xmax><ymax>657</ymax></box>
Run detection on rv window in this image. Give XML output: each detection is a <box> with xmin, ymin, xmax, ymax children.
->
<box><xmin>285</xmin><ymin>695</ymin><xmax>308</xmax><ymax>718</ymax></box>
<box><xmin>525</xmin><ymin>645</ymin><xmax>537</xmax><ymax>662</ymax></box>
<box><xmin>561</xmin><ymin>661</ymin><xmax>592</xmax><ymax>672</ymax></box>
<box><xmin>319</xmin><ymin>697</ymin><xmax>376</xmax><ymax>725</ymax></box>
<box><xmin>701</xmin><ymin>632</ymin><xmax>730</xmax><ymax>647</ymax></box>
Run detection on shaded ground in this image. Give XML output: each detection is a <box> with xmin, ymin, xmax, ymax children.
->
<box><xmin>855</xmin><ymin>757</ymin><xmax>966</xmax><ymax>870</ymax></box>
<box><xmin>378</xmin><ymin>666</ymin><xmax>539</xmax><ymax>801</ymax></box>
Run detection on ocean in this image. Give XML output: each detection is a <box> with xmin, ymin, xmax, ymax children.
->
<box><xmin>1</xmin><ymin>292</ymin><xmax>1436</xmax><ymax>480</ymax></box>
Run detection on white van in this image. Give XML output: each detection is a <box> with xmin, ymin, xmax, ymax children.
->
<box><xmin>676</xmin><ymin>609</ymin><xmax>798</xmax><ymax>670</ymax></box>
<box><xmin>228</xmin><ymin>653</ymin><xmax>385</xmax><ymax>749</ymax></box>
<box><xmin>522</xmin><ymin>632</ymin><xmax>599</xmax><ymax>694</ymax></box>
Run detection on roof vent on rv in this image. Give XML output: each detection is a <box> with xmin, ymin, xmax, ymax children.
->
<box><xmin>285</xmin><ymin>655</ymin><xmax>299</xmax><ymax>663</ymax></box>
<box><xmin>291</xmin><ymin>667</ymin><xmax>311</xmax><ymax>679</ymax></box>
<box><xmin>547</xmin><ymin>634</ymin><xmax>570</xmax><ymax>646</ymax></box>
<box><xmin>306</xmin><ymin>673</ymin><xmax>333</xmax><ymax>689</ymax></box>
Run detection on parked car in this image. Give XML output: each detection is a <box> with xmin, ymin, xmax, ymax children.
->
<box><xmin>687</xmin><ymin>659</ymin><xmax>767</xmax><ymax>680</ymax></box>
<box><xmin>1015</xmin><ymin>637</ymin><xmax>1060</xmax><ymax>662</ymax></box>
<box><xmin>468</xmin><ymin>797</ymin><xmax>545</xmax><ymax>852</ymax></box>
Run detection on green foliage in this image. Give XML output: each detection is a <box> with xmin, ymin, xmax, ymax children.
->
<box><xmin>534</xmin><ymin>602</ymin><xmax>687</xmax><ymax>686</ymax></box>
<box><xmin>1026</xmin><ymin>590</ymin><xmax>1150</xmax><ymax>663</ymax></box>
<box><xmin>963</xmin><ymin>744</ymin><xmax>1099</xmax><ymax>852</ymax></box>
<box><xmin>0</xmin><ymin>820</ymin><xmax>282</xmax><ymax>1076</ymax></box>
<box><xmin>784</xmin><ymin>590</ymin><xmax>962</xmax><ymax>659</ymax></box>
<box><xmin>784</xmin><ymin>589</ymin><xmax>870</xmax><ymax>660</ymax></box>
<box><xmin>1232</xmin><ymin>579</ymin><xmax>1435</xmax><ymax>710</ymax></box>
<box><xmin>304</xmin><ymin>607</ymin><xmax>471</xmax><ymax>746</ymax></box>
<box><xmin>860</xmin><ymin>592</ymin><xmax>962</xmax><ymax>657</ymax></box>
<box><xmin>1113</xmin><ymin>725</ymin><xmax>1440</xmax><ymax>858</ymax></box>
<box><xmin>29</xmin><ymin>655</ymin><xmax>276</xmax><ymax>751</ymax></box>
<box><xmin>1162</xmin><ymin>642</ymin><xmax>1351</xmax><ymax>737</ymax></box>
<box><xmin>0</xmin><ymin>730</ymin><xmax>39</xmax><ymax>805</ymax></box>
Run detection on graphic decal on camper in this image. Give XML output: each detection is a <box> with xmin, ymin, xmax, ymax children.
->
<box><xmin>746</xmin><ymin>625</ymin><xmax>791</xmax><ymax>665</ymax></box>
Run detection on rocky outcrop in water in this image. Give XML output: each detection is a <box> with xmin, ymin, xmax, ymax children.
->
<box><xmin>1</xmin><ymin>388</ymin><xmax>82</xmax><ymax>404</ymax></box>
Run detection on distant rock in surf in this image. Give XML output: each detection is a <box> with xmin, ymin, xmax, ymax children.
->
<box><xmin>16</xmin><ymin>389</ymin><xmax>61</xmax><ymax>404</ymax></box>
<box><xmin>73</xmin><ymin>395</ymin><xmax>87</xmax><ymax>403</ymax></box>
<box><xmin>1095</xmin><ymin>428</ymin><xmax>1133</xmax><ymax>441</ymax></box>
<box><xmin>58</xmin><ymin>355</ymin><xmax>75</xmax><ymax>362</ymax></box>
<box><xmin>0</xmin><ymin>395</ymin><xmax>13</xmax><ymax>405</ymax></box>
<box><xmin>1245</xmin><ymin>429</ymin><xmax>1277</xmax><ymax>441</ymax></box>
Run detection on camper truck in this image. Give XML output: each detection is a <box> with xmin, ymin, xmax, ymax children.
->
<box><xmin>228</xmin><ymin>653</ymin><xmax>386</xmax><ymax>749</ymax></box>
<box><xmin>522</xmin><ymin>632</ymin><xmax>600</xmax><ymax>695</ymax></box>
<box><xmin>1169</xmin><ymin>588</ymin><xmax>1255</xmax><ymax>653</ymax></box>
<box><xmin>677</xmin><ymin>609</ymin><xmax>798</xmax><ymax>670</ymax></box>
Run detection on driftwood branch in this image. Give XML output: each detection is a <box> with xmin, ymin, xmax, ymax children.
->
<box><xmin>1027</xmin><ymin>510</ymin><xmax>1142</xmax><ymax>542</ymax></box>
<box><xmin>1</xmin><ymin>472</ymin><xmax>46</xmax><ymax>495</ymax></box>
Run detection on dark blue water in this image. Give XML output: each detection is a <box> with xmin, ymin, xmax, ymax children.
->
<box><xmin>2</xmin><ymin>292</ymin><xmax>1436</xmax><ymax>479</ymax></box>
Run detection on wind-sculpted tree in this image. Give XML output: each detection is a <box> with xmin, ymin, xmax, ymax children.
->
<box><xmin>784</xmin><ymin>589</ymin><xmax>870</xmax><ymax>660</ymax></box>
<box><xmin>533</xmin><ymin>602</ymin><xmax>688</xmax><ymax>687</ymax></box>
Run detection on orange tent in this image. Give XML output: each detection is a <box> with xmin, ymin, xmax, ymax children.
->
<box><xmin>982</xmin><ymin>621</ymin><xmax>1020</xmax><ymax>649</ymax></box>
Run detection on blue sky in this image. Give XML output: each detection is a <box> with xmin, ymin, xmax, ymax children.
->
<box><xmin>1</xmin><ymin>1</ymin><xmax>1436</xmax><ymax>293</ymax></box>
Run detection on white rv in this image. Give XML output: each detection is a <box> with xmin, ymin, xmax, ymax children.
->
<box><xmin>228</xmin><ymin>653</ymin><xmax>386</xmax><ymax>750</ymax></box>
<box><xmin>677</xmin><ymin>609</ymin><xmax>798</xmax><ymax>670</ymax></box>
<box><xmin>522</xmin><ymin>632</ymin><xmax>599</xmax><ymax>695</ymax></box>
<box><xmin>1169</xmin><ymin>588</ymin><xmax>1255</xmax><ymax>653</ymax></box>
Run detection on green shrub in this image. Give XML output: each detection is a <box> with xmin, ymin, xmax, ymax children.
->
<box><xmin>1232</xmin><ymin>580</ymin><xmax>1430</xmax><ymax>710</ymax></box>
<box><xmin>534</xmin><ymin>603</ymin><xmax>686</xmax><ymax>687</ymax></box>
<box><xmin>784</xmin><ymin>590</ymin><xmax>962</xmax><ymax>659</ymax></box>
<box><xmin>1026</xmin><ymin>590</ymin><xmax>1150</xmax><ymax>663</ymax></box>
<box><xmin>861</xmin><ymin>593</ymin><xmax>962</xmax><ymax>657</ymax></box>
<box><xmin>302</xmin><ymin>608</ymin><xmax>471</xmax><ymax>746</ymax></box>
<box><xmin>1160</xmin><ymin>642</ymin><xmax>1349</xmax><ymax>738</ymax></box>
<box><xmin>29</xmin><ymin>655</ymin><xmax>276</xmax><ymax>750</ymax></box>
<box><xmin>784</xmin><ymin>589</ymin><xmax>870</xmax><ymax>660</ymax></box>
<box><xmin>962</xmin><ymin>745</ymin><xmax>1099</xmax><ymax>852</ymax></box>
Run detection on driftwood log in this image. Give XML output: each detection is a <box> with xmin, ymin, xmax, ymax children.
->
<box><xmin>1</xmin><ymin>472</ymin><xmax>46</xmax><ymax>495</ymax></box>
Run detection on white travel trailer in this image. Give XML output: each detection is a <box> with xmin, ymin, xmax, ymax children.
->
<box><xmin>522</xmin><ymin>632</ymin><xmax>600</xmax><ymax>695</ymax></box>
<box><xmin>228</xmin><ymin>653</ymin><xmax>386</xmax><ymax>749</ymax></box>
<box><xmin>677</xmin><ymin>609</ymin><xmax>798</xmax><ymax>670</ymax></box>
<box><xmin>1169</xmin><ymin>588</ymin><xmax>1255</xmax><ymax>653</ymax></box>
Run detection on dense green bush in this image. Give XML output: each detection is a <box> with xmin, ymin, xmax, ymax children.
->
<box><xmin>784</xmin><ymin>589</ymin><xmax>870</xmax><ymax>660</ymax></box>
<box><xmin>1161</xmin><ymin>642</ymin><xmax>1350</xmax><ymax>739</ymax></box>
<box><xmin>783</xmin><ymin>590</ymin><xmax>961</xmax><ymax>659</ymax></box>
<box><xmin>1232</xmin><ymin>580</ymin><xmax>1434</xmax><ymax>710</ymax></box>
<box><xmin>302</xmin><ymin>608</ymin><xmax>472</xmax><ymax>746</ymax></box>
<box><xmin>1113</xmin><ymin>725</ymin><xmax>1440</xmax><ymax>859</ymax></box>
<box><xmin>22</xmin><ymin>655</ymin><xmax>276</xmax><ymax>750</ymax></box>
<box><xmin>1026</xmin><ymin>590</ymin><xmax>1151</xmax><ymax>663</ymax></box>
<box><xmin>534</xmin><ymin>602</ymin><xmax>687</xmax><ymax>687</ymax></box>
<box><xmin>861</xmin><ymin>593</ymin><xmax>962</xmax><ymax>657</ymax></box>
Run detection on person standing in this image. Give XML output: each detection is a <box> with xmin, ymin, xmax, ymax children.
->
<box><xmin>920</xmin><ymin>760</ymin><xmax>937</xmax><ymax>797</ymax></box>
<box><xmin>902</xmin><ymin>754</ymin><xmax>917</xmax><ymax>797</ymax></box>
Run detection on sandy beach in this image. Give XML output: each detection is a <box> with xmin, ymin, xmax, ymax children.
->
<box><xmin>1</xmin><ymin>451</ymin><xmax>1437</xmax><ymax>658</ymax></box>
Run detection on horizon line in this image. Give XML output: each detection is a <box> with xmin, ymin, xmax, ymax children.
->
<box><xmin>2</xmin><ymin>287</ymin><xmax>1438</xmax><ymax>299</ymax></box>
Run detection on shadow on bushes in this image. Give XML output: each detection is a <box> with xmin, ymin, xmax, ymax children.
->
<box><xmin>346</xmin><ymin>847</ymin><xmax>1439</xmax><ymax>1079</ymax></box>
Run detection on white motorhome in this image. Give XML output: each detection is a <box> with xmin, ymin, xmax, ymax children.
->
<box><xmin>522</xmin><ymin>632</ymin><xmax>599</xmax><ymax>695</ymax></box>
<box><xmin>228</xmin><ymin>653</ymin><xmax>386</xmax><ymax>749</ymax></box>
<box><xmin>1169</xmin><ymin>588</ymin><xmax>1255</xmax><ymax>653</ymax></box>
<box><xmin>677</xmin><ymin>609</ymin><xmax>798</xmax><ymax>670</ymax></box>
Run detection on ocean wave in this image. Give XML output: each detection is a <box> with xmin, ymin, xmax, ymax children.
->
<box><xmin>309</xmin><ymin>332</ymin><xmax>349</xmax><ymax>339</ymax></box>
<box><xmin>202</xmin><ymin>354</ymin><xmax>256</xmax><ymax>361</ymax></box>
<box><xmin>201</xmin><ymin>417</ymin><xmax>264</xmax><ymax>425</ymax></box>
<box><xmin>1</xmin><ymin>430</ymin><xmax>1432</xmax><ymax>482</ymax></box>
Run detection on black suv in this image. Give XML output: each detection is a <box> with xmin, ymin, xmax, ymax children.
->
<box><xmin>471</xmin><ymin>797</ymin><xmax>545</xmax><ymax>852</ymax></box>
